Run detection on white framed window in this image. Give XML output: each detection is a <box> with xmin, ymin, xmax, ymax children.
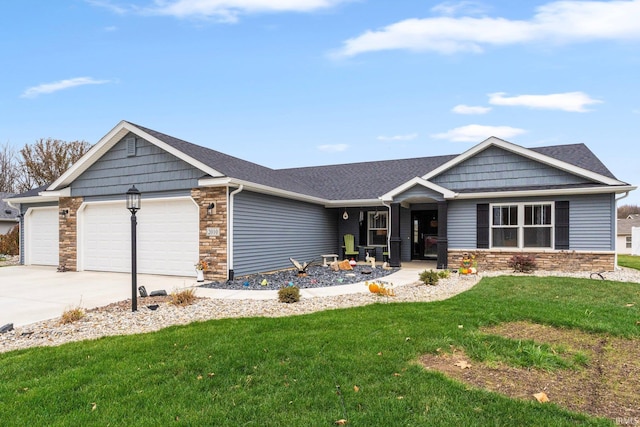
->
<box><xmin>626</xmin><ymin>236</ymin><xmax>632</xmax><ymax>249</ymax></box>
<box><xmin>491</xmin><ymin>202</ymin><xmax>554</xmax><ymax>249</ymax></box>
<box><xmin>368</xmin><ymin>211</ymin><xmax>388</xmax><ymax>246</ymax></box>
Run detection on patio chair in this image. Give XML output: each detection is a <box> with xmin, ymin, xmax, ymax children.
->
<box><xmin>342</xmin><ymin>234</ymin><xmax>359</xmax><ymax>260</ymax></box>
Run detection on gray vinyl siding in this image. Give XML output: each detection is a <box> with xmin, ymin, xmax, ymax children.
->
<box><xmin>232</xmin><ymin>191</ymin><xmax>337</xmax><ymax>276</ymax></box>
<box><xmin>71</xmin><ymin>133</ymin><xmax>204</xmax><ymax>197</ymax></box>
<box><xmin>432</xmin><ymin>146</ymin><xmax>591</xmax><ymax>191</ymax></box>
<box><xmin>447</xmin><ymin>199</ymin><xmax>478</xmax><ymax>249</ymax></box>
<box><xmin>447</xmin><ymin>194</ymin><xmax>614</xmax><ymax>251</ymax></box>
<box><xmin>569</xmin><ymin>193</ymin><xmax>614</xmax><ymax>251</ymax></box>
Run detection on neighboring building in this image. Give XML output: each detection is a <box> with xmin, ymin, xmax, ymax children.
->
<box><xmin>0</xmin><ymin>193</ymin><xmax>18</xmax><ymax>235</ymax></box>
<box><xmin>617</xmin><ymin>214</ymin><xmax>640</xmax><ymax>255</ymax></box>
<box><xmin>4</xmin><ymin>121</ymin><xmax>636</xmax><ymax>278</ymax></box>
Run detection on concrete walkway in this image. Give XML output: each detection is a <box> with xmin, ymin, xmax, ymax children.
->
<box><xmin>0</xmin><ymin>262</ymin><xmax>434</xmax><ymax>327</ymax></box>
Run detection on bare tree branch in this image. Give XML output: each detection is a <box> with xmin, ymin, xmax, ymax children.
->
<box><xmin>19</xmin><ymin>138</ymin><xmax>91</xmax><ymax>188</ymax></box>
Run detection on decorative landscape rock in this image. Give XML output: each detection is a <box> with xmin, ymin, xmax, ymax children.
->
<box><xmin>149</xmin><ymin>290</ymin><xmax>167</xmax><ymax>297</ymax></box>
<box><xmin>201</xmin><ymin>265</ymin><xmax>398</xmax><ymax>291</ymax></box>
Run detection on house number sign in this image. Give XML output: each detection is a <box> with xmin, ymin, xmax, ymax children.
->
<box><xmin>206</xmin><ymin>227</ymin><xmax>220</xmax><ymax>237</ymax></box>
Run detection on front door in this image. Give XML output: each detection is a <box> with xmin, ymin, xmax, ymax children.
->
<box><xmin>412</xmin><ymin>210</ymin><xmax>438</xmax><ymax>260</ymax></box>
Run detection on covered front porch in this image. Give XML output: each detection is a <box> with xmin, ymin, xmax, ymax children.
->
<box><xmin>336</xmin><ymin>196</ymin><xmax>449</xmax><ymax>269</ymax></box>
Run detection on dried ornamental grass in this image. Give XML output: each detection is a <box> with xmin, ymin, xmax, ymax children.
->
<box><xmin>169</xmin><ymin>288</ymin><xmax>197</xmax><ymax>306</ymax></box>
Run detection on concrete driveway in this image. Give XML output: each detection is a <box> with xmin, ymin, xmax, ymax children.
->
<box><xmin>0</xmin><ymin>266</ymin><xmax>198</xmax><ymax>327</ymax></box>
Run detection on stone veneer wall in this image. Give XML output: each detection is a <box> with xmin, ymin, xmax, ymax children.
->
<box><xmin>58</xmin><ymin>197</ymin><xmax>84</xmax><ymax>271</ymax></box>
<box><xmin>192</xmin><ymin>187</ymin><xmax>228</xmax><ymax>281</ymax></box>
<box><xmin>448</xmin><ymin>249</ymin><xmax>615</xmax><ymax>272</ymax></box>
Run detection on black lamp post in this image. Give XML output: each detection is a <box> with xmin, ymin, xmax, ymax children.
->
<box><xmin>126</xmin><ymin>185</ymin><xmax>141</xmax><ymax>312</ymax></box>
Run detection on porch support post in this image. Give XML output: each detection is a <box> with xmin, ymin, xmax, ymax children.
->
<box><xmin>437</xmin><ymin>200</ymin><xmax>448</xmax><ymax>269</ymax></box>
<box><xmin>389</xmin><ymin>202</ymin><xmax>401</xmax><ymax>267</ymax></box>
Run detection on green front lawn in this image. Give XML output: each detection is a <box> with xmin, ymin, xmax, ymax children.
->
<box><xmin>1</xmin><ymin>276</ymin><xmax>639</xmax><ymax>426</ymax></box>
<box><xmin>618</xmin><ymin>254</ymin><xmax>640</xmax><ymax>270</ymax></box>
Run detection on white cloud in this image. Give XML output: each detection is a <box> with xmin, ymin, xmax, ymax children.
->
<box><xmin>334</xmin><ymin>0</ymin><xmax>640</xmax><ymax>57</ymax></box>
<box><xmin>432</xmin><ymin>124</ymin><xmax>526</xmax><ymax>142</ymax></box>
<box><xmin>143</xmin><ymin>0</ymin><xmax>350</xmax><ymax>22</ymax></box>
<box><xmin>318</xmin><ymin>143</ymin><xmax>349</xmax><ymax>152</ymax></box>
<box><xmin>377</xmin><ymin>133</ymin><xmax>418</xmax><ymax>141</ymax></box>
<box><xmin>84</xmin><ymin>0</ymin><xmax>128</xmax><ymax>14</ymax></box>
<box><xmin>488</xmin><ymin>91</ymin><xmax>602</xmax><ymax>112</ymax></box>
<box><xmin>451</xmin><ymin>104</ymin><xmax>491</xmax><ymax>115</ymax></box>
<box><xmin>21</xmin><ymin>77</ymin><xmax>110</xmax><ymax>98</ymax></box>
<box><xmin>431</xmin><ymin>1</ymin><xmax>488</xmax><ymax>17</ymax></box>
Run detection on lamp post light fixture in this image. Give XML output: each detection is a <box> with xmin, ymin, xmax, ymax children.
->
<box><xmin>126</xmin><ymin>185</ymin><xmax>141</xmax><ymax>312</ymax></box>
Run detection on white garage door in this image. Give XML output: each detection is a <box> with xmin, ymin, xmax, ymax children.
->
<box><xmin>81</xmin><ymin>198</ymin><xmax>199</xmax><ymax>276</ymax></box>
<box><xmin>25</xmin><ymin>207</ymin><xmax>59</xmax><ymax>266</ymax></box>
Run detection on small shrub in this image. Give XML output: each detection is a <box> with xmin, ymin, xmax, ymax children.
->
<box><xmin>419</xmin><ymin>269</ymin><xmax>440</xmax><ymax>286</ymax></box>
<box><xmin>507</xmin><ymin>254</ymin><xmax>537</xmax><ymax>273</ymax></box>
<box><xmin>60</xmin><ymin>307</ymin><xmax>84</xmax><ymax>324</ymax></box>
<box><xmin>170</xmin><ymin>288</ymin><xmax>197</xmax><ymax>306</ymax></box>
<box><xmin>278</xmin><ymin>286</ymin><xmax>300</xmax><ymax>303</ymax></box>
<box><xmin>0</xmin><ymin>225</ymin><xmax>19</xmax><ymax>256</ymax></box>
<box><xmin>437</xmin><ymin>270</ymin><xmax>451</xmax><ymax>279</ymax></box>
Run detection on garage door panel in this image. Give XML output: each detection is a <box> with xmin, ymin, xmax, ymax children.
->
<box><xmin>26</xmin><ymin>207</ymin><xmax>59</xmax><ymax>266</ymax></box>
<box><xmin>82</xmin><ymin>199</ymin><xmax>198</xmax><ymax>276</ymax></box>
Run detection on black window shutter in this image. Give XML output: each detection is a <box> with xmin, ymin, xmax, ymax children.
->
<box><xmin>477</xmin><ymin>204</ymin><xmax>489</xmax><ymax>249</ymax></box>
<box><xmin>555</xmin><ymin>201</ymin><xmax>570</xmax><ymax>249</ymax></box>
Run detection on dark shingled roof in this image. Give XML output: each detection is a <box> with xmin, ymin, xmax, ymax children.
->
<box><xmin>131</xmin><ymin>122</ymin><xmax>623</xmax><ymax>201</ymax></box>
<box><xmin>0</xmin><ymin>192</ymin><xmax>19</xmax><ymax>220</ymax></box>
<box><xmin>530</xmin><ymin>143</ymin><xmax>616</xmax><ymax>179</ymax></box>
<box><xmin>132</xmin><ymin>123</ymin><xmax>327</xmax><ymax>199</ymax></box>
<box><xmin>618</xmin><ymin>216</ymin><xmax>640</xmax><ymax>235</ymax></box>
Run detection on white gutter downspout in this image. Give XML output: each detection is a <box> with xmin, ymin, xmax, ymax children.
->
<box><xmin>614</xmin><ymin>191</ymin><xmax>630</xmax><ymax>270</ymax></box>
<box><xmin>228</xmin><ymin>185</ymin><xmax>244</xmax><ymax>280</ymax></box>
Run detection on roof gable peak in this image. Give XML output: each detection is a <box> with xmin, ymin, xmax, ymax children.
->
<box><xmin>423</xmin><ymin>136</ymin><xmax>624</xmax><ymax>186</ymax></box>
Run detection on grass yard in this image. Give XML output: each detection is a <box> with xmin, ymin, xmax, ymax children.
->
<box><xmin>1</xmin><ymin>275</ymin><xmax>639</xmax><ymax>426</ymax></box>
<box><xmin>618</xmin><ymin>254</ymin><xmax>640</xmax><ymax>270</ymax></box>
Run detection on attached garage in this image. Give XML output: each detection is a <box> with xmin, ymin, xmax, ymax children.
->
<box><xmin>79</xmin><ymin>197</ymin><xmax>199</xmax><ymax>276</ymax></box>
<box><xmin>24</xmin><ymin>206</ymin><xmax>59</xmax><ymax>266</ymax></box>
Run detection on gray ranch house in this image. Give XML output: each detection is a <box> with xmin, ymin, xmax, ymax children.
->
<box><xmin>4</xmin><ymin>121</ymin><xmax>635</xmax><ymax>279</ymax></box>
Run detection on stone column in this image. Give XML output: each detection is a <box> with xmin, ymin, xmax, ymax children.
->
<box><xmin>191</xmin><ymin>188</ymin><xmax>228</xmax><ymax>281</ymax></box>
<box><xmin>58</xmin><ymin>197</ymin><xmax>84</xmax><ymax>271</ymax></box>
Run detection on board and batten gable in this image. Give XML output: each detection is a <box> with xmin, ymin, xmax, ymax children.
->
<box><xmin>447</xmin><ymin>194</ymin><xmax>615</xmax><ymax>251</ymax></box>
<box><xmin>232</xmin><ymin>191</ymin><xmax>337</xmax><ymax>276</ymax></box>
<box><xmin>70</xmin><ymin>133</ymin><xmax>206</xmax><ymax>197</ymax></box>
<box><xmin>431</xmin><ymin>146</ymin><xmax>591</xmax><ymax>191</ymax></box>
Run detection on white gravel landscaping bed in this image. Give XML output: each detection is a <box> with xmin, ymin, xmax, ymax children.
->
<box><xmin>2</xmin><ymin>268</ymin><xmax>639</xmax><ymax>354</ymax></box>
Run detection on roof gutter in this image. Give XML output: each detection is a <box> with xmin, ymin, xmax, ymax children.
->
<box><xmin>452</xmin><ymin>185</ymin><xmax>637</xmax><ymax>200</ymax></box>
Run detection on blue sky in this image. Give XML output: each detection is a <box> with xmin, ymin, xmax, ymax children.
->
<box><xmin>1</xmin><ymin>0</ymin><xmax>639</xmax><ymax>203</ymax></box>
